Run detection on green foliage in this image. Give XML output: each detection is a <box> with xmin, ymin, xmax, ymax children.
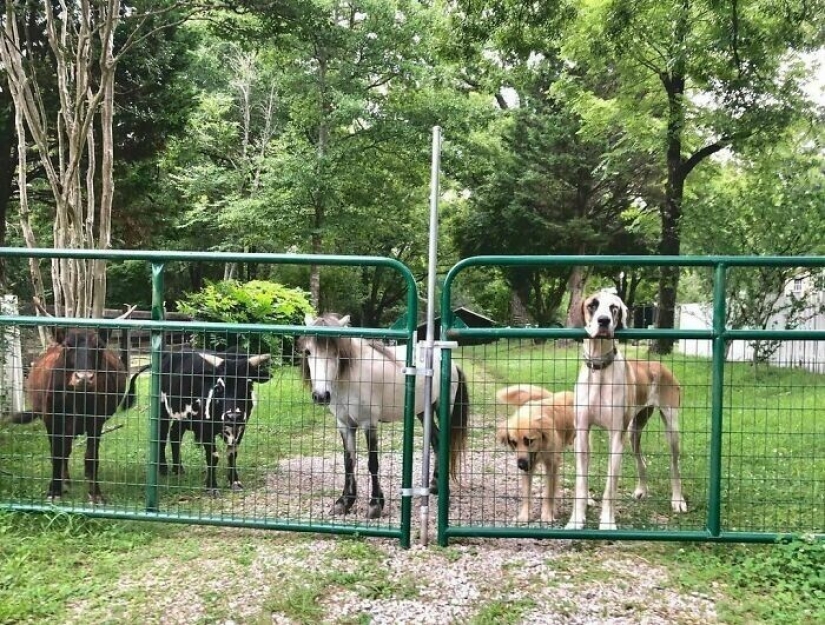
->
<box><xmin>177</xmin><ymin>279</ymin><xmax>314</xmax><ymax>359</ymax></box>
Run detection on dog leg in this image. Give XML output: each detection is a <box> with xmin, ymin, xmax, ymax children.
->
<box><xmin>630</xmin><ymin>407</ymin><xmax>652</xmax><ymax>500</ymax></box>
<box><xmin>516</xmin><ymin>469</ymin><xmax>533</xmax><ymax>523</ymax></box>
<box><xmin>541</xmin><ymin>457</ymin><xmax>559</xmax><ymax>523</ymax></box>
<box><xmin>565</xmin><ymin>416</ymin><xmax>590</xmax><ymax>530</ymax></box>
<box><xmin>600</xmin><ymin>428</ymin><xmax>625</xmax><ymax>530</ymax></box>
<box><xmin>661</xmin><ymin>406</ymin><xmax>687</xmax><ymax>513</ymax></box>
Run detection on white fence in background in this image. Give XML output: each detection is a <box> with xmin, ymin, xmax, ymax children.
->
<box><xmin>677</xmin><ymin>301</ymin><xmax>825</xmax><ymax>373</ymax></box>
<box><xmin>0</xmin><ymin>294</ymin><xmax>25</xmax><ymax>414</ymax></box>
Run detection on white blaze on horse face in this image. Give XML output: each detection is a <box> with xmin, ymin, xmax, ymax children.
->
<box><xmin>305</xmin><ymin>341</ymin><xmax>337</xmax><ymax>405</ymax></box>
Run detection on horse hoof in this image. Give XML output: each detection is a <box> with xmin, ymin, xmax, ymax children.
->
<box><xmin>205</xmin><ymin>488</ymin><xmax>221</xmax><ymax>498</ymax></box>
<box><xmin>47</xmin><ymin>493</ymin><xmax>62</xmax><ymax>502</ymax></box>
<box><xmin>88</xmin><ymin>494</ymin><xmax>106</xmax><ymax>505</ymax></box>
<box><xmin>159</xmin><ymin>464</ymin><xmax>168</xmax><ymax>476</ymax></box>
<box><xmin>172</xmin><ymin>466</ymin><xmax>185</xmax><ymax>475</ymax></box>
<box><xmin>367</xmin><ymin>504</ymin><xmax>383</xmax><ymax>520</ymax></box>
<box><xmin>429</xmin><ymin>482</ymin><xmax>439</xmax><ymax>495</ymax></box>
<box><xmin>330</xmin><ymin>502</ymin><xmax>351</xmax><ymax>516</ymax></box>
<box><xmin>230</xmin><ymin>482</ymin><xmax>244</xmax><ymax>492</ymax></box>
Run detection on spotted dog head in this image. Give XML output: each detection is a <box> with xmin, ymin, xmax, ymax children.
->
<box><xmin>581</xmin><ymin>291</ymin><xmax>628</xmax><ymax>339</ymax></box>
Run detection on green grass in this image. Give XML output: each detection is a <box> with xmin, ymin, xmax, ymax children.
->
<box><xmin>1</xmin><ymin>339</ymin><xmax>824</xmax><ymax>624</ymax></box>
<box><xmin>460</xmin><ymin>340</ymin><xmax>825</xmax><ymax>534</ymax></box>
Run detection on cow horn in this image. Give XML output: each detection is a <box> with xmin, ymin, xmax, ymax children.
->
<box><xmin>199</xmin><ymin>353</ymin><xmax>225</xmax><ymax>367</ymax></box>
<box><xmin>115</xmin><ymin>304</ymin><xmax>138</xmax><ymax>320</ymax></box>
<box><xmin>248</xmin><ymin>354</ymin><xmax>271</xmax><ymax>366</ymax></box>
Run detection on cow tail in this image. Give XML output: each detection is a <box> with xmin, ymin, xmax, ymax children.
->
<box><xmin>6</xmin><ymin>411</ymin><xmax>40</xmax><ymax>425</ymax></box>
<box><xmin>449</xmin><ymin>366</ymin><xmax>470</xmax><ymax>480</ymax></box>
<box><xmin>119</xmin><ymin>363</ymin><xmax>151</xmax><ymax>411</ymax></box>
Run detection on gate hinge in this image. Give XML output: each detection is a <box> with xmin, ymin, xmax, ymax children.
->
<box><xmin>402</xmin><ymin>366</ymin><xmax>433</xmax><ymax>376</ymax></box>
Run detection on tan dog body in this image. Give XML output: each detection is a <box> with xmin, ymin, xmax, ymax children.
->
<box><xmin>496</xmin><ymin>385</ymin><xmax>575</xmax><ymax>523</ymax></box>
<box><xmin>566</xmin><ymin>291</ymin><xmax>687</xmax><ymax>531</ymax></box>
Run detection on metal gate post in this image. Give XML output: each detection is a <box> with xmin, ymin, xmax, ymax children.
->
<box><xmin>145</xmin><ymin>262</ymin><xmax>165</xmax><ymax>513</ymax></box>
<box><xmin>708</xmin><ymin>262</ymin><xmax>727</xmax><ymax>536</ymax></box>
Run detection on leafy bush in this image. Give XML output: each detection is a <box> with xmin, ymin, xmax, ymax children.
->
<box><xmin>177</xmin><ymin>280</ymin><xmax>314</xmax><ymax>363</ymax></box>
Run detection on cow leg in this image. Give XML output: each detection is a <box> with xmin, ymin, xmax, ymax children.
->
<box><xmin>417</xmin><ymin>406</ymin><xmax>441</xmax><ymax>494</ymax></box>
<box><xmin>202</xmin><ymin>436</ymin><xmax>220</xmax><ymax>496</ymax></box>
<box><xmin>84</xmin><ymin>418</ymin><xmax>106</xmax><ymax>504</ymax></box>
<box><xmin>169</xmin><ymin>420</ymin><xmax>185</xmax><ymax>475</ymax></box>
<box><xmin>158</xmin><ymin>415</ymin><xmax>170</xmax><ymax>476</ymax></box>
<box><xmin>44</xmin><ymin>415</ymin><xmax>74</xmax><ymax>500</ymax></box>
<box><xmin>226</xmin><ymin>427</ymin><xmax>245</xmax><ymax>491</ymax></box>
<box><xmin>365</xmin><ymin>425</ymin><xmax>384</xmax><ymax>519</ymax></box>
<box><xmin>331</xmin><ymin>420</ymin><xmax>357</xmax><ymax>515</ymax></box>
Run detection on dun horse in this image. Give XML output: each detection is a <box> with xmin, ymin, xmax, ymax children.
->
<box><xmin>299</xmin><ymin>313</ymin><xmax>470</xmax><ymax>519</ymax></box>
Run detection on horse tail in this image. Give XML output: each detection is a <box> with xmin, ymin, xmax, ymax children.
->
<box><xmin>119</xmin><ymin>363</ymin><xmax>151</xmax><ymax>411</ymax></box>
<box><xmin>449</xmin><ymin>365</ymin><xmax>470</xmax><ymax>479</ymax></box>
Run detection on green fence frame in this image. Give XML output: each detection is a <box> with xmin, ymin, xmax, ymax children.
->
<box><xmin>0</xmin><ymin>247</ymin><xmax>419</xmax><ymax>548</ymax></box>
<box><xmin>437</xmin><ymin>255</ymin><xmax>825</xmax><ymax>546</ymax></box>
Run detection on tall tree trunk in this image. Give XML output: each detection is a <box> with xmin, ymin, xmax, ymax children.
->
<box><xmin>652</xmin><ymin>56</ymin><xmax>687</xmax><ymax>354</ymax></box>
<box><xmin>309</xmin><ymin>53</ymin><xmax>328</xmax><ymax>309</ymax></box>
<box><xmin>565</xmin><ymin>265</ymin><xmax>588</xmax><ymax>328</ymax></box>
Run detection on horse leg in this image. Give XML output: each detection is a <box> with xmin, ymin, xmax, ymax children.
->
<box><xmin>331</xmin><ymin>422</ymin><xmax>357</xmax><ymax>515</ymax></box>
<box><xmin>169</xmin><ymin>420</ymin><xmax>185</xmax><ymax>475</ymax></box>
<box><xmin>84</xmin><ymin>417</ymin><xmax>106</xmax><ymax>504</ymax></box>
<box><xmin>202</xmin><ymin>436</ymin><xmax>220</xmax><ymax>497</ymax></box>
<box><xmin>418</xmin><ymin>406</ymin><xmax>441</xmax><ymax>494</ymax></box>
<box><xmin>365</xmin><ymin>425</ymin><xmax>384</xmax><ymax>519</ymax></box>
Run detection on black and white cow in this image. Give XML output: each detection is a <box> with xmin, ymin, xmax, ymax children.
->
<box><xmin>141</xmin><ymin>350</ymin><xmax>271</xmax><ymax>494</ymax></box>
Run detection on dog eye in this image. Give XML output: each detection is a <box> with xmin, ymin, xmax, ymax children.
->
<box><xmin>522</xmin><ymin>436</ymin><xmax>531</xmax><ymax>447</ymax></box>
<box><xmin>588</xmin><ymin>300</ymin><xmax>598</xmax><ymax>311</ymax></box>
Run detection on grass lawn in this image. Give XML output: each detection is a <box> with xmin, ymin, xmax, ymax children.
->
<box><xmin>1</xmin><ymin>339</ymin><xmax>823</xmax><ymax>623</ymax></box>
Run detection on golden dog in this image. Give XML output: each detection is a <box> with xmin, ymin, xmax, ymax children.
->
<box><xmin>496</xmin><ymin>385</ymin><xmax>575</xmax><ymax>524</ymax></box>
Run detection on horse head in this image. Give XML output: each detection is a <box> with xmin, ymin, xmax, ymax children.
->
<box><xmin>299</xmin><ymin>313</ymin><xmax>351</xmax><ymax>406</ymax></box>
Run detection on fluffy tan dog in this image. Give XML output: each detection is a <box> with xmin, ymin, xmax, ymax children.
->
<box><xmin>496</xmin><ymin>385</ymin><xmax>576</xmax><ymax>523</ymax></box>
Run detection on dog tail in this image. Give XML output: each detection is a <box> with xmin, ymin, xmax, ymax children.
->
<box><xmin>449</xmin><ymin>366</ymin><xmax>471</xmax><ymax>480</ymax></box>
<box><xmin>495</xmin><ymin>384</ymin><xmax>554</xmax><ymax>407</ymax></box>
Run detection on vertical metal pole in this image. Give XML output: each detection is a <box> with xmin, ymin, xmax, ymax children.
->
<box><xmin>708</xmin><ymin>262</ymin><xmax>727</xmax><ymax>536</ymax></box>
<box><xmin>419</xmin><ymin>126</ymin><xmax>442</xmax><ymax>546</ymax></box>
<box><xmin>145</xmin><ymin>262</ymin><xmax>165</xmax><ymax>512</ymax></box>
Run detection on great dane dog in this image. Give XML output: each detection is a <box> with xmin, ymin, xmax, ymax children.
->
<box><xmin>566</xmin><ymin>290</ymin><xmax>687</xmax><ymax>530</ymax></box>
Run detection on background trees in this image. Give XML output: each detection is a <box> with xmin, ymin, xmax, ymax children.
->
<box><xmin>2</xmin><ymin>0</ymin><xmax>823</xmax><ymax>326</ymax></box>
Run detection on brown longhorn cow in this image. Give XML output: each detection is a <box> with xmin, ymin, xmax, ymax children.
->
<box><xmin>8</xmin><ymin>303</ymin><xmax>139</xmax><ymax>503</ymax></box>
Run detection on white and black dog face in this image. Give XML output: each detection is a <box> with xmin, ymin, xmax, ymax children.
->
<box><xmin>582</xmin><ymin>291</ymin><xmax>629</xmax><ymax>339</ymax></box>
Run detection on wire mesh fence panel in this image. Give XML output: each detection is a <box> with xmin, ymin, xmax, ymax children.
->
<box><xmin>444</xmin><ymin>339</ymin><xmax>712</xmax><ymax>533</ymax></box>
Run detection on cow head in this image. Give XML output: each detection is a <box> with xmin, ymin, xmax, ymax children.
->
<box><xmin>201</xmin><ymin>353</ymin><xmax>272</xmax><ymax>445</ymax></box>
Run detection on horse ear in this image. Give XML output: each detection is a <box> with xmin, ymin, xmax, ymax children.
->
<box><xmin>339</xmin><ymin>315</ymin><xmax>351</xmax><ymax>326</ymax></box>
<box><xmin>304</xmin><ymin>313</ymin><xmax>316</xmax><ymax>326</ymax></box>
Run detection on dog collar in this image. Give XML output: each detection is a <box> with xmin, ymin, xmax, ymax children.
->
<box><xmin>584</xmin><ymin>347</ymin><xmax>618</xmax><ymax>370</ymax></box>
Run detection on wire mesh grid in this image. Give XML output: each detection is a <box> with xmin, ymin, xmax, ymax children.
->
<box><xmin>445</xmin><ymin>336</ymin><xmax>823</xmax><ymax>536</ymax></box>
<box><xmin>0</xmin><ymin>325</ymin><xmax>411</xmax><ymax>537</ymax></box>
<box><xmin>2</xmin><ymin>320</ymin><xmax>823</xmax><ymax>540</ymax></box>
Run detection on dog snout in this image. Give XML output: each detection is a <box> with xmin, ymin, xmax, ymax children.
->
<box><xmin>597</xmin><ymin>315</ymin><xmax>611</xmax><ymax>327</ymax></box>
<box><xmin>517</xmin><ymin>457</ymin><xmax>529</xmax><ymax>472</ymax></box>
<box><xmin>311</xmin><ymin>390</ymin><xmax>331</xmax><ymax>405</ymax></box>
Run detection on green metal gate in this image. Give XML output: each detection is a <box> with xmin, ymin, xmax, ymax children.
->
<box><xmin>436</xmin><ymin>255</ymin><xmax>825</xmax><ymax>545</ymax></box>
<box><xmin>0</xmin><ymin>248</ymin><xmax>419</xmax><ymax>547</ymax></box>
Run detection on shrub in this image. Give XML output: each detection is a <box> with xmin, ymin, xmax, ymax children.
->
<box><xmin>177</xmin><ymin>280</ymin><xmax>314</xmax><ymax>364</ymax></box>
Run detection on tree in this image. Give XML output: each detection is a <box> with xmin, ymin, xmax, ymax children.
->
<box><xmin>558</xmin><ymin>0</ymin><xmax>825</xmax><ymax>352</ymax></box>
<box><xmin>684</xmin><ymin>127</ymin><xmax>825</xmax><ymax>363</ymax></box>
<box><xmin>0</xmin><ymin>1</ymin><xmax>196</xmax><ymax>317</ymax></box>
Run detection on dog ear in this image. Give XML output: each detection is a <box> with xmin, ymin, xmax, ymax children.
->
<box><xmin>495</xmin><ymin>422</ymin><xmax>511</xmax><ymax>447</ymax></box>
<box><xmin>617</xmin><ymin>299</ymin><xmax>629</xmax><ymax>330</ymax></box>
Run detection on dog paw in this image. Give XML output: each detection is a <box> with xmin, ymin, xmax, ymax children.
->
<box><xmin>633</xmin><ymin>486</ymin><xmax>648</xmax><ymax>500</ymax></box>
<box><xmin>672</xmin><ymin>496</ymin><xmax>688</xmax><ymax>513</ymax></box>
<box><xmin>540</xmin><ymin>512</ymin><xmax>556</xmax><ymax>524</ymax></box>
<box><xmin>565</xmin><ymin>519</ymin><xmax>584</xmax><ymax>531</ymax></box>
<box><xmin>587</xmin><ymin>497</ymin><xmax>597</xmax><ymax>507</ymax></box>
<box><xmin>514</xmin><ymin>511</ymin><xmax>531</xmax><ymax>524</ymax></box>
<box><xmin>599</xmin><ymin>520</ymin><xmax>618</xmax><ymax>531</ymax></box>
